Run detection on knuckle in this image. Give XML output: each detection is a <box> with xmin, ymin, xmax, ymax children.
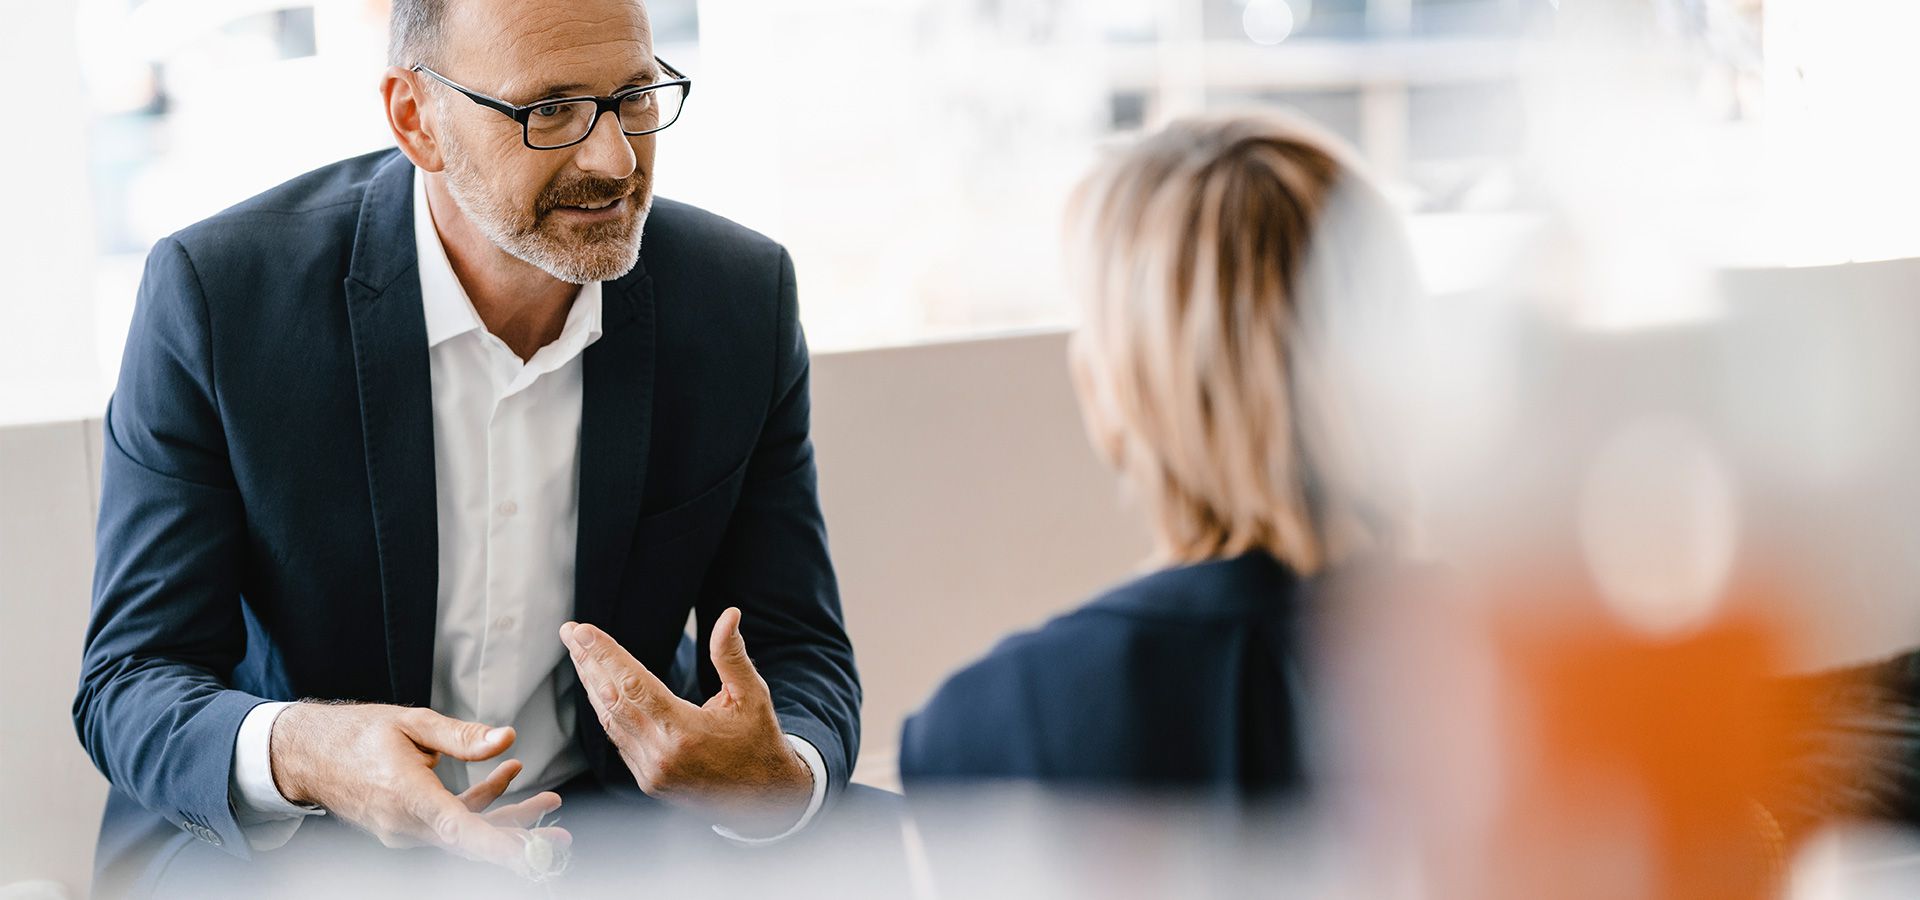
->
<box><xmin>617</xmin><ymin>673</ymin><xmax>646</xmax><ymax>701</ymax></box>
<box><xmin>597</xmin><ymin>706</ymin><xmax>623</xmax><ymax>736</ymax></box>
<box><xmin>369</xmin><ymin>812</ymin><xmax>408</xmax><ymax>846</ymax></box>
<box><xmin>659</xmin><ymin>729</ymin><xmax>691</xmax><ymax>758</ymax></box>
<box><xmin>639</xmin><ymin>758</ymin><xmax>670</xmax><ymax>791</ymax></box>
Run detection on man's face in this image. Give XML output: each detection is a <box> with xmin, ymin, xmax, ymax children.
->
<box><xmin>427</xmin><ymin>0</ymin><xmax>658</xmax><ymax>284</ymax></box>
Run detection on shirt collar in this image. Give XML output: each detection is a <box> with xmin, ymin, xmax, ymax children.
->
<box><xmin>413</xmin><ymin>169</ymin><xmax>483</xmax><ymax>348</ymax></box>
<box><xmin>411</xmin><ymin>168</ymin><xmax>605</xmax><ymax>354</ymax></box>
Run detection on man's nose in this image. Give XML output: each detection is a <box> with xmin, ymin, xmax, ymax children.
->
<box><xmin>572</xmin><ymin>109</ymin><xmax>637</xmax><ymax>180</ymax></box>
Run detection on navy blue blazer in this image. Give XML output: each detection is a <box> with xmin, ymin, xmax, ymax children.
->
<box><xmin>898</xmin><ymin>552</ymin><xmax>1307</xmax><ymax>793</ymax></box>
<box><xmin>73</xmin><ymin>149</ymin><xmax>860</xmax><ymax>881</ymax></box>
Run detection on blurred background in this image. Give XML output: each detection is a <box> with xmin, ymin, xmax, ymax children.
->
<box><xmin>5</xmin><ymin>0</ymin><xmax>1920</xmax><ymax>896</ymax></box>
<box><xmin>0</xmin><ymin>0</ymin><xmax>1669</xmax><ymax>422</ymax></box>
<box><xmin>7</xmin><ymin>0</ymin><xmax>1914</xmax><ymax>418</ymax></box>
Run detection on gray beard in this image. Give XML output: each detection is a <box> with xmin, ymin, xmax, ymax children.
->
<box><xmin>440</xmin><ymin>144</ymin><xmax>650</xmax><ymax>285</ymax></box>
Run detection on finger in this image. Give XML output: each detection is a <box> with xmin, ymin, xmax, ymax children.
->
<box><xmin>531</xmin><ymin>825</ymin><xmax>573</xmax><ymax>855</ymax></box>
<box><xmin>400</xmin><ymin>709</ymin><xmax>515</xmax><ymax>762</ymax></box>
<box><xmin>561</xmin><ymin>623</ymin><xmax>654</xmax><ymax>749</ymax></box>
<box><xmin>707</xmin><ymin>606</ymin><xmax>770</xmax><ymax>706</ymax></box>
<box><xmin>457</xmin><ymin>759</ymin><xmax>523</xmax><ymax>813</ymax></box>
<box><xmin>482</xmin><ymin>791</ymin><xmax>562</xmax><ymax>829</ymax></box>
<box><xmin>406</xmin><ymin>783</ymin><xmax>524</xmax><ymax>867</ymax></box>
<box><xmin>572</xmin><ymin>646</ymin><xmax>626</xmax><ymax>741</ymax></box>
<box><xmin>562</xmin><ymin>622</ymin><xmax>687</xmax><ymax>724</ymax></box>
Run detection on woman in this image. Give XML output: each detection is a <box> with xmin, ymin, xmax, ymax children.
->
<box><xmin>897</xmin><ymin>111</ymin><xmax>1422</xmax><ymax>792</ymax></box>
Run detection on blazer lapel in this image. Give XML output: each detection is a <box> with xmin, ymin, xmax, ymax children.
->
<box><xmin>572</xmin><ymin>257</ymin><xmax>655</xmax><ymax>779</ymax></box>
<box><xmin>573</xmin><ymin>261</ymin><xmax>657</xmax><ymax>629</ymax></box>
<box><xmin>343</xmin><ymin>152</ymin><xmax>439</xmax><ymax>707</ymax></box>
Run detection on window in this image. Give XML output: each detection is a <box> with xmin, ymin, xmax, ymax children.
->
<box><xmin>13</xmin><ymin>0</ymin><xmax>1890</xmax><ymax>425</ymax></box>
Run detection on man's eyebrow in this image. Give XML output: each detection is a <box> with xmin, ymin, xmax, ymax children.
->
<box><xmin>528</xmin><ymin>69</ymin><xmax>659</xmax><ymax>99</ymax></box>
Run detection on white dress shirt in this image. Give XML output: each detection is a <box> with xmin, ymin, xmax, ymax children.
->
<box><xmin>227</xmin><ymin>169</ymin><xmax>825</xmax><ymax>849</ymax></box>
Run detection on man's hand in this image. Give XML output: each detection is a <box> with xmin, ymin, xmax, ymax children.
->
<box><xmin>270</xmin><ymin>702</ymin><xmax>570</xmax><ymax>873</ymax></box>
<box><xmin>561</xmin><ymin>608</ymin><xmax>814</xmax><ymax>835</ymax></box>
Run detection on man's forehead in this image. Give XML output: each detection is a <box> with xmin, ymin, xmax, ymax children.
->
<box><xmin>442</xmin><ymin>0</ymin><xmax>653</xmax><ymax>87</ymax></box>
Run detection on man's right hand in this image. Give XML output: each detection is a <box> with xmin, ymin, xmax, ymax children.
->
<box><xmin>269</xmin><ymin>702</ymin><xmax>568</xmax><ymax>874</ymax></box>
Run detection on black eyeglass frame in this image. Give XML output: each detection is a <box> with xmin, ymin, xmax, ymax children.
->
<box><xmin>411</xmin><ymin>58</ymin><xmax>692</xmax><ymax>150</ymax></box>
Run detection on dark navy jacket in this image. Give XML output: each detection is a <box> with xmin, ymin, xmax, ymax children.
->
<box><xmin>899</xmin><ymin>552</ymin><xmax>1306</xmax><ymax>792</ymax></box>
<box><xmin>72</xmin><ymin>149</ymin><xmax>860</xmax><ymax>885</ymax></box>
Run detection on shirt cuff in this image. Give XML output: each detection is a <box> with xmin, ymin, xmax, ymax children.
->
<box><xmin>229</xmin><ymin>701</ymin><xmax>325</xmax><ymax>851</ymax></box>
<box><xmin>711</xmin><ymin>733</ymin><xmax>829</xmax><ymax>846</ymax></box>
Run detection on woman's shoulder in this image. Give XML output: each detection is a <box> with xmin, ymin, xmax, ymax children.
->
<box><xmin>897</xmin><ymin>609</ymin><xmax>1118</xmax><ymax>780</ymax></box>
<box><xmin>927</xmin><ymin>553</ymin><xmax>1304</xmax><ymax>701</ymax></box>
<box><xmin>898</xmin><ymin>553</ymin><xmax>1307</xmax><ymax>783</ymax></box>
<box><xmin>1079</xmin><ymin>551</ymin><xmax>1304</xmax><ymax>622</ymax></box>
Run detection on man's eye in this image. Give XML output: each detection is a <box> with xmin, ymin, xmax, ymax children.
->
<box><xmin>534</xmin><ymin>104</ymin><xmax>563</xmax><ymax>117</ymax></box>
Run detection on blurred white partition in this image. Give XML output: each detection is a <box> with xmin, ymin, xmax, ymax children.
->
<box><xmin>809</xmin><ymin>330</ymin><xmax>1153</xmax><ymax>784</ymax></box>
<box><xmin>1714</xmin><ymin>256</ymin><xmax>1920</xmax><ymax>664</ymax></box>
<box><xmin>0</xmin><ymin>419</ymin><xmax>109</xmax><ymax>895</ymax></box>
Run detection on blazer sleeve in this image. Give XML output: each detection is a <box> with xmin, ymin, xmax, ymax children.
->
<box><xmin>694</xmin><ymin>246</ymin><xmax>862</xmax><ymax>802</ymax></box>
<box><xmin>72</xmin><ymin>236</ymin><xmax>267</xmax><ymax>858</ymax></box>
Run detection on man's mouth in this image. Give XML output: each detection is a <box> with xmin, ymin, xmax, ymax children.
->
<box><xmin>550</xmin><ymin>195</ymin><xmax>629</xmax><ymax>222</ymax></box>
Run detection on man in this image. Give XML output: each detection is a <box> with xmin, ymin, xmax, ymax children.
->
<box><xmin>73</xmin><ymin>0</ymin><xmax>859</xmax><ymax>891</ymax></box>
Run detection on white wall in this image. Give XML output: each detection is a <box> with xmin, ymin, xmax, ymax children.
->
<box><xmin>811</xmin><ymin>331</ymin><xmax>1153</xmax><ymax>782</ymax></box>
<box><xmin>0</xmin><ymin>330</ymin><xmax>1149</xmax><ymax>895</ymax></box>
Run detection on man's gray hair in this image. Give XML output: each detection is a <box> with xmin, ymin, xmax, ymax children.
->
<box><xmin>389</xmin><ymin>0</ymin><xmax>447</xmax><ymax>67</ymax></box>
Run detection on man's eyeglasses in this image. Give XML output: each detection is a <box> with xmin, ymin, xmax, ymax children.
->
<box><xmin>412</xmin><ymin>59</ymin><xmax>692</xmax><ymax>150</ymax></box>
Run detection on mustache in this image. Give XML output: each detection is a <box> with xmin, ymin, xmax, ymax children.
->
<box><xmin>537</xmin><ymin>172</ymin><xmax>649</xmax><ymax>215</ymax></box>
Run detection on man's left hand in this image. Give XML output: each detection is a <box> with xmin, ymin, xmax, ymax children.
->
<box><xmin>561</xmin><ymin>609</ymin><xmax>814</xmax><ymax>835</ymax></box>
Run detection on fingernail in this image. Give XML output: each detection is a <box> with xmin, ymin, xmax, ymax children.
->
<box><xmin>560</xmin><ymin>622</ymin><xmax>576</xmax><ymax>642</ymax></box>
<box><xmin>574</xmin><ymin>627</ymin><xmax>596</xmax><ymax>647</ymax></box>
<box><xmin>486</xmin><ymin>727</ymin><xmax>511</xmax><ymax>744</ymax></box>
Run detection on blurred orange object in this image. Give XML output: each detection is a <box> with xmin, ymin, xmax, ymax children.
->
<box><xmin>1488</xmin><ymin>594</ymin><xmax>1802</xmax><ymax>900</ymax></box>
<box><xmin>1322</xmin><ymin>571</ymin><xmax>1842</xmax><ymax>900</ymax></box>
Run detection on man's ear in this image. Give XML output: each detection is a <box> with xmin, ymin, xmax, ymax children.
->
<box><xmin>382</xmin><ymin>66</ymin><xmax>444</xmax><ymax>172</ymax></box>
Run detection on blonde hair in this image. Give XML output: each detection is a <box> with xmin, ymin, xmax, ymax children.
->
<box><xmin>1065</xmin><ymin>111</ymin><xmax>1418</xmax><ymax>574</ymax></box>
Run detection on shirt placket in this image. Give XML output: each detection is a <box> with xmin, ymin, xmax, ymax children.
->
<box><xmin>475</xmin><ymin>344</ymin><xmax>528</xmax><ymax>787</ymax></box>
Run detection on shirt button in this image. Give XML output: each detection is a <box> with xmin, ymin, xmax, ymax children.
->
<box><xmin>494</xmin><ymin>615</ymin><xmax>516</xmax><ymax>631</ymax></box>
<box><xmin>498</xmin><ymin>500</ymin><xmax>519</xmax><ymax>517</ymax></box>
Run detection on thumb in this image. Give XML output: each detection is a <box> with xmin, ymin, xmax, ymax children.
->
<box><xmin>404</xmin><ymin>709</ymin><xmax>515</xmax><ymax>761</ymax></box>
<box><xmin>708</xmin><ymin>607</ymin><xmax>766</xmax><ymax>703</ymax></box>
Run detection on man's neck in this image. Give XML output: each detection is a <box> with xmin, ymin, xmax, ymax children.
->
<box><xmin>424</xmin><ymin>173</ymin><xmax>578</xmax><ymax>362</ymax></box>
